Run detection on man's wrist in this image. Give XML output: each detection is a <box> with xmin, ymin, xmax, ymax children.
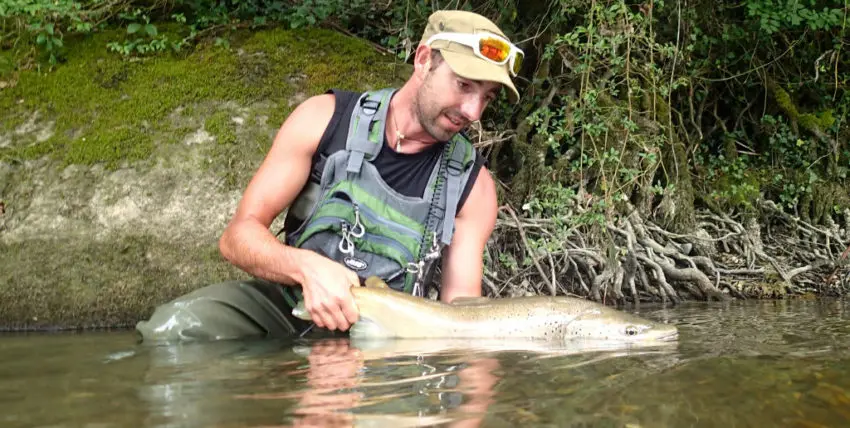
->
<box><xmin>281</xmin><ymin>246</ymin><xmax>311</xmax><ymax>286</ymax></box>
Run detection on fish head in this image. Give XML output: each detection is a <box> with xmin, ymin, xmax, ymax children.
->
<box><xmin>562</xmin><ymin>304</ymin><xmax>679</xmax><ymax>344</ymax></box>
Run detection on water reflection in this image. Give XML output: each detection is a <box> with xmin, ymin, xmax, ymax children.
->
<box><xmin>287</xmin><ymin>339</ymin><xmax>365</xmax><ymax>427</ymax></box>
<box><xmin>234</xmin><ymin>338</ymin><xmax>503</xmax><ymax>427</ymax></box>
<box><xmin>136</xmin><ymin>335</ymin><xmax>676</xmax><ymax>427</ymax></box>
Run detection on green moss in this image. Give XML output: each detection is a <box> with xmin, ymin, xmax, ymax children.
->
<box><xmin>770</xmin><ymin>84</ymin><xmax>835</xmax><ymax>134</ymax></box>
<box><xmin>798</xmin><ymin>110</ymin><xmax>836</xmax><ymax>132</ymax></box>
<box><xmin>818</xmin><ymin>109</ymin><xmax>836</xmax><ymax>129</ymax></box>
<box><xmin>63</xmin><ymin>127</ymin><xmax>154</xmax><ymax>166</ymax></box>
<box><xmin>0</xmin><ymin>51</ymin><xmax>14</xmax><ymax>76</ymax></box>
<box><xmin>798</xmin><ymin>113</ymin><xmax>818</xmax><ymax>131</ymax></box>
<box><xmin>0</xmin><ymin>26</ymin><xmax>401</xmax><ymax>169</ymax></box>
<box><xmin>205</xmin><ymin>110</ymin><xmax>238</xmax><ymax>146</ymax></box>
<box><xmin>772</xmin><ymin>85</ymin><xmax>799</xmax><ymax>119</ymax></box>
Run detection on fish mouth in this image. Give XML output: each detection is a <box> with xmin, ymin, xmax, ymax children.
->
<box><xmin>648</xmin><ymin>328</ymin><xmax>679</xmax><ymax>343</ymax></box>
<box><xmin>661</xmin><ymin>332</ymin><xmax>679</xmax><ymax>342</ymax></box>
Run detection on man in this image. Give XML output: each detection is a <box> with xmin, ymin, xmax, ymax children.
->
<box><xmin>135</xmin><ymin>10</ymin><xmax>523</xmax><ymax>342</ymax></box>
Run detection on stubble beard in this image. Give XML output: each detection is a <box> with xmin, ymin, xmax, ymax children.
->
<box><xmin>413</xmin><ymin>79</ymin><xmax>456</xmax><ymax>143</ymax></box>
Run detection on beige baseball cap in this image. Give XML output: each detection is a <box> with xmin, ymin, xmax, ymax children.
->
<box><xmin>420</xmin><ymin>10</ymin><xmax>521</xmax><ymax>103</ymax></box>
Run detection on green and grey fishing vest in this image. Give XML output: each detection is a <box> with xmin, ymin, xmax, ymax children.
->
<box><xmin>284</xmin><ymin>88</ymin><xmax>477</xmax><ymax>297</ymax></box>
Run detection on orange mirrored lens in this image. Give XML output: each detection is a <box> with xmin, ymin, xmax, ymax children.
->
<box><xmin>479</xmin><ymin>37</ymin><xmax>509</xmax><ymax>62</ymax></box>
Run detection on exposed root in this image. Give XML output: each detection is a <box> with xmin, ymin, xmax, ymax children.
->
<box><xmin>636</xmin><ymin>253</ymin><xmax>680</xmax><ymax>303</ymax></box>
<box><xmin>591</xmin><ymin>263</ymin><xmax>616</xmax><ymax>302</ymax></box>
<box><xmin>503</xmin><ymin>205</ymin><xmax>557</xmax><ymax>296</ymax></box>
<box><xmin>483</xmin><ymin>200</ymin><xmax>850</xmax><ymax>304</ymax></box>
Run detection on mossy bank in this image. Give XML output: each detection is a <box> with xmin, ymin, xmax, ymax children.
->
<box><xmin>0</xmin><ymin>27</ymin><xmax>407</xmax><ymax>330</ymax></box>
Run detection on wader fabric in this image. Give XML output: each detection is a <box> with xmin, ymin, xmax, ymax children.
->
<box><xmin>135</xmin><ymin>279</ymin><xmax>331</xmax><ymax>342</ymax></box>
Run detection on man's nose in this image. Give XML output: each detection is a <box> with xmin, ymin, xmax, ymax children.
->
<box><xmin>459</xmin><ymin>95</ymin><xmax>487</xmax><ymax>122</ymax></box>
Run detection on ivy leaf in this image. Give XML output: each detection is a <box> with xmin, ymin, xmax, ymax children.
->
<box><xmin>144</xmin><ymin>24</ymin><xmax>158</xmax><ymax>37</ymax></box>
<box><xmin>127</xmin><ymin>23</ymin><xmax>142</xmax><ymax>34</ymax></box>
<box><xmin>789</xmin><ymin>12</ymin><xmax>801</xmax><ymax>26</ymax></box>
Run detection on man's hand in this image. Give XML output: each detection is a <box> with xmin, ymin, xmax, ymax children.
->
<box><xmin>296</xmin><ymin>250</ymin><xmax>361</xmax><ymax>331</ymax></box>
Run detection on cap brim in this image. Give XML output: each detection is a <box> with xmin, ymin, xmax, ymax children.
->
<box><xmin>439</xmin><ymin>49</ymin><xmax>520</xmax><ymax>104</ymax></box>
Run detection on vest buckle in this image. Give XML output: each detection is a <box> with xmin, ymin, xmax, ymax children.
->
<box><xmin>446</xmin><ymin>158</ymin><xmax>464</xmax><ymax>176</ymax></box>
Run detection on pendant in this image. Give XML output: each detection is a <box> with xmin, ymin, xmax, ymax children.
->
<box><xmin>395</xmin><ymin>130</ymin><xmax>404</xmax><ymax>152</ymax></box>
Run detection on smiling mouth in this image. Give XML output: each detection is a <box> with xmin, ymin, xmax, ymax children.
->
<box><xmin>445</xmin><ymin>113</ymin><xmax>465</xmax><ymax>128</ymax></box>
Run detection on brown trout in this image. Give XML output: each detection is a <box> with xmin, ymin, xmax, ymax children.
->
<box><xmin>292</xmin><ymin>277</ymin><xmax>678</xmax><ymax>345</ymax></box>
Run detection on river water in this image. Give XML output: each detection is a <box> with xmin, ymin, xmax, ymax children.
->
<box><xmin>2</xmin><ymin>298</ymin><xmax>850</xmax><ymax>428</ymax></box>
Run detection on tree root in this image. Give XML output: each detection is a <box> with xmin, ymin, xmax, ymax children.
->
<box><xmin>484</xmin><ymin>201</ymin><xmax>850</xmax><ymax>303</ymax></box>
<box><xmin>502</xmin><ymin>205</ymin><xmax>557</xmax><ymax>296</ymax></box>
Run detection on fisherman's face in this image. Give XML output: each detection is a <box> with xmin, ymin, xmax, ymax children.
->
<box><xmin>414</xmin><ymin>56</ymin><xmax>501</xmax><ymax>141</ymax></box>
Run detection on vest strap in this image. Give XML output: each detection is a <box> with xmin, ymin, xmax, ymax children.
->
<box><xmin>439</xmin><ymin>134</ymin><xmax>475</xmax><ymax>245</ymax></box>
<box><xmin>411</xmin><ymin>133</ymin><xmax>475</xmax><ymax>297</ymax></box>
<box><xmin>345</xmin><ymin>88</ymin><xmax>394</xmax><ymax>174</ymax></box>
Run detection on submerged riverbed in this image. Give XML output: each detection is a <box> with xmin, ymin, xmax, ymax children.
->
<box><xmin>2</xmin><ymin>298</ymin><xmax>850</xmax><ymax>427</ymax></box>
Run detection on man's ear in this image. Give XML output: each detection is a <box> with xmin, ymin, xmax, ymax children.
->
<box><xmin>413</xmin><ymin>45</ymin><xmax>432</xmax><ymax>73</ymax></box>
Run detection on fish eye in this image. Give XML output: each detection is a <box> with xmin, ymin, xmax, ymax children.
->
<box><xmin>625</xmin><ymin>326</ymin><xmax>638</xmax><ymax>336</ymax></box>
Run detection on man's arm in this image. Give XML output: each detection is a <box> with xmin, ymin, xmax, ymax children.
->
<box><xmin>439</xmin><ymin>167</ymin><xmax>498</xmax><ymax>303</ymax></box>
<box><xmin>218</xmin><ymin>93</ymin><xmax>361</xmax><ymax>331</ymax></box>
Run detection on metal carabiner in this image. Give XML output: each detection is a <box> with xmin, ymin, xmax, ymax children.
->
<box><xmin>350</xmin><ymin>205</ymin><xmax>365</xmax><ymax>238</ymax></box>
<box><xmin>338</xmin><ymin>222</ymin><xmax>354</xmax><ymax>255</ymax></box>
<box><xmin>408</xmin><ymin>260</ymin><xmax>426</xmax><ymax>297</ymax></box>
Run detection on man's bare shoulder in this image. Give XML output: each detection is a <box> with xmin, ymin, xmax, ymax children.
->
<box><xmin>270</xmin><ymin>93</ymin><xmax>337</xmax><ymax>157</ymax></box>
<box><xmin>294</xmin><ymin>93</ymin><xmax>336</xmax><ymax>118</ymax></box>
<box><xmin>283</xmin><ymin>93</ymin><xmax>337</xmax><ymax>135</ymax></box>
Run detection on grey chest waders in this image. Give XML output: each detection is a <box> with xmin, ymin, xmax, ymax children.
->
<box><xmin>285</xmin><ymin>88</ymin><xmax>476</xmax><ymax>299</ymax></box>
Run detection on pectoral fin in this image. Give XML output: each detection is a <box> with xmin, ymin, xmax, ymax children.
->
<box><xmin>291</xmin><ymin>300</ymin><xmax>312</xmax><ymax>321</ymax></box>
<box><xmin>349</xmin><ymin>317</ymin><xmax>391</xmax><ymax>339</ymax></box>
<box><xmin>363</xmin><ymin>276</ymin><xmax>390</xmax><ymax>289</ymax></box>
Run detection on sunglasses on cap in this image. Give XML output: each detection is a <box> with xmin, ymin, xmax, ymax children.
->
<box><xmin>425</xmin><ymin>32</ymin><xmax>524</xmax><ymax>77</ymax></box>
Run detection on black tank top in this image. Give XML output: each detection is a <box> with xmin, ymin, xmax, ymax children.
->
<box><xmin>309</xmin><ymin>89</ymin><xmax>484</xmax><ymax>210</ymax></box>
